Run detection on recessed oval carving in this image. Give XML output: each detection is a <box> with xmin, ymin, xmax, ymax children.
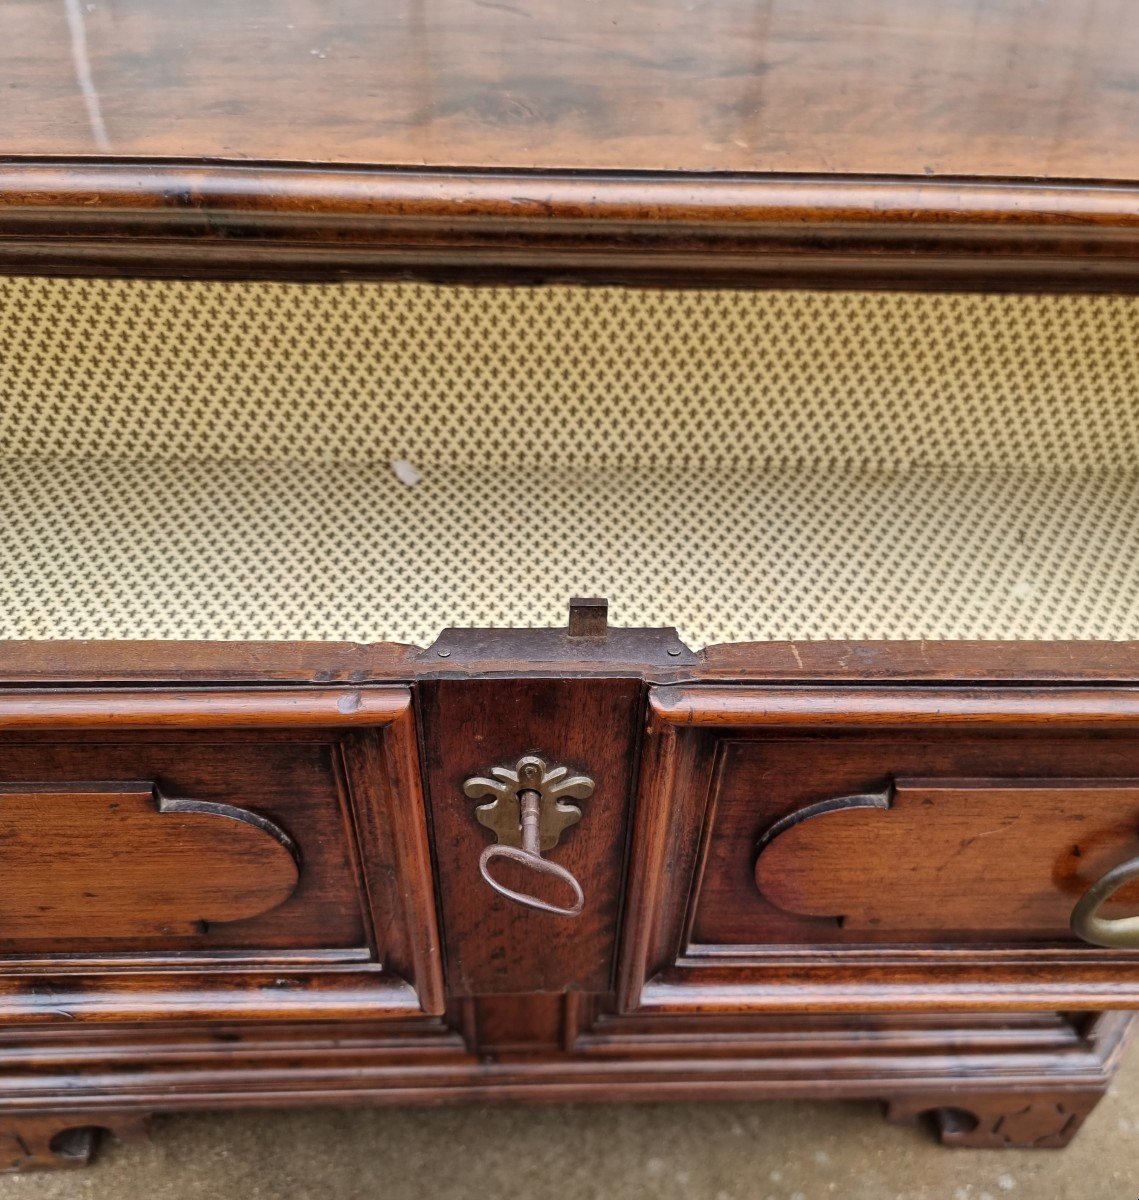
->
<box><xmin>0</xmin><ymin>782</ymin><xmax>299</xmax><ymax>939</ymax></box>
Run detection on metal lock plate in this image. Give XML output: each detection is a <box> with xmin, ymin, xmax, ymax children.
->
<box><xmin>464</xmin><ymin>754</ymin><xmax>594</xmax><ymax>853</ymax></box>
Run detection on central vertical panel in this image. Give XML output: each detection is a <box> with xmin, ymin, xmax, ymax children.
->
<box><xmin>418</xmin><ymin>677</ymin><xmax>642</xmax><ymax>995</ymax></box>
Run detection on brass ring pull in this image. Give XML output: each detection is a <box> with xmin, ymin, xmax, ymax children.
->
<box><xmin>1071</xmin><ymin>856</ymin><xmax>1139</xmax><ymax>948</ymax></box>
<box><xmin>478</xmin><ymin>843</ymin><xmax>585</xmax><ymax>918</ymax></box>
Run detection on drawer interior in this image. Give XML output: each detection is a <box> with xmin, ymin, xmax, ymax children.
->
<box><xmin>1</xmin><ymin>278</ymin><xmax>1136</xmax><ymax>648</ymax></box>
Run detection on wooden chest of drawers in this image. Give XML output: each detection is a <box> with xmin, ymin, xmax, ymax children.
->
<box><xmin>1</xmin><ymin>0</ymin><xmax>1139</xmax><ymax>1171</ymax></box>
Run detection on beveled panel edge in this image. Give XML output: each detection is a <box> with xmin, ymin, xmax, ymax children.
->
<box><xmin>0</xmin><ymin>968</ymin><xmax>423</xmax><ymax>1024</ymax></box>
<box><xmin>648</xmin><ymin>685</ymin><xmax>1139</xmax><ymax>728</ymax></box>
<box><xmin>638</xmin><ymin>964</ymin><xmax>1139</xmax><ymax>1015</ymax></box>
<box><xmin>3</xmin><ymin>164</ymin><xmax>1139</xmax><ymax>288</ymax></box>
<box><xmin>345</xmin><ymin>702</ymin><xmax>446</xmax><ymax>1016</ymax></box>
<box><xmin>0</xmin><ymin>686</ymin><xmax>409</xmax><ymax>728</ymax></box>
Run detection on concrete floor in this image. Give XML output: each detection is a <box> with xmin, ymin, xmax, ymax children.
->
<box><xmin>2</xmin><ymin>1047</ymin><xmax>1138</xmax><ymax>1199</ymax></box>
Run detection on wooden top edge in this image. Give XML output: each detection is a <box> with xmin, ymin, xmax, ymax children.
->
<box><xmin>2</xmin><ymin>162</ymin><xmax>1138</xmax><ymax>228</ymax></box>
<box><xmin>697</xmin><ymin>641</ymin><xmax>1139</xmax><ymax>682</ymax></box>
<box><xmin>1</xmin><ymin>639</ymin><xmax>1139</xmax><ymax>686</ymax></box>
<box><xmin>0</xmin><ymin>640</ymin><xmax>420</xmax><ymax>684</ymax></box>
<box><xmin>4</xmin><ymin>0</ymin><xmax>1137</xmax><ymax>184</ymax></box>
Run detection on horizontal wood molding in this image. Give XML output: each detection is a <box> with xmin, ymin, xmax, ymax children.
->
<box><xmin>0</xmin><ymin>687</ymin><xmax>409</xmax><ymax>729</ymax></box>
<box><xmin>4</xmin><ymin>641</ymin><xmax>1139</xmax><ymax>688</ymax></box>
<box><xmin>650</xmin><ymin>686</ymin><xmax>1139</xmax><ymax>728</ymax></box>
<box><xmin>639</xmin><ymin>967</ymin><xmax>1139</xmax><ymax>1015</ymax></box>
<box><xmin>0</xmin><ymin>969</ymin><xmax>423</xmax><ymax>1024</ymax></box>
<box><xmin>3</xmin><ymin>165</ymin><xmax>1139</xmax><ymax>288</ymax></box>
<box><xmin>0</xmin><ymin>1008</ymin><xmax>1121</xmax><ymax>1118</ymax></box>
<box><xmin>6</xmin><ymin>165</ymin><xmax>1139</xmax><ymax>228</ymax></box>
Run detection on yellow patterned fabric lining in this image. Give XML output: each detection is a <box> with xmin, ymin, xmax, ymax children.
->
<box><xmin>0</xmin><ymin>279</ymin><xmax>1137</xmax><ymax>646</ymax></box>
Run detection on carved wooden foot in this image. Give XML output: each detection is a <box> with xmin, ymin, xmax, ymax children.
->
<box><xmin>0</xmin><ymin>1113</ymin><xmax>150</xmax><ymax>1172</ymax></box>
<box><xmin>886</xmin><ymin>1088</ymin><xmax>1106</xmax><ymax>1149</ymax></box>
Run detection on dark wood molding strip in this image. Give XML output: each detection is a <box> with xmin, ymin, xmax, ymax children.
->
<box><xmin>650</xmin><ymin>686</ymin><xmax>1139</xmax><ymax>728</ymax></box>
<box><xmin>0</xmin><ymin>969</ymin><xmax>423</xmax><ymax>1024</ymax></box>
<box><xmin>638</xmin><ymin>969</ymin><xmax>1139</xmax><ymax>1015</ymax></box>
<box><xmin>3</xmin><ymin>164</ymin><xmax>1139</xmax><ymax>287</ymax></box>
<box><xmin>0</xmin><ymin>687</ymin><xmax>409</xmax><ymax>729</ymax></box>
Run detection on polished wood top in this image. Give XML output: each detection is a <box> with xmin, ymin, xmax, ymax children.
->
<box><xmin>2</xmin><ymin>0</ymin><xmax>1137</xmax><ymax>181</ymax></box>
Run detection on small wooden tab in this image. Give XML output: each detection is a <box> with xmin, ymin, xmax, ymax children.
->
<box><xmin>567</xmin><ymin>597</ymin><xmax>608</xmax><ymax>638</ymax></box>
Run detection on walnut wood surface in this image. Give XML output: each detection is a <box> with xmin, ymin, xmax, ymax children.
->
<box><xmin>885</xmin><ymin>1089</ymin><xmax>1106</xmax><ymax>1149</ymax></box>
<box><xmin>3</xmin><ymin>639</ymin><xmax>1139</xmax><ymax>686</ymax></box>
<box><xmin>753</xmin><ymin>779</ymin><xmax>1139</xmax><ymax>939</ymax></box>
<box><xmin>4</xmin><ymin>0</ymin><xmax>1139</xmax><ymax>1149</ymax></box>
<box><xmin>0</xmin><ymin>686</ymin><xmax>444</xmax><ymax>1022</ymax></box>
<box><xmin>0</xmin><ymin>688</ymin><xmax>407</xmax><ymax>728</ymax></box>
<box><xmin>619</xmin><ymin>686</ymin><xmax>1139</xmax><ymax>1014</ymax></box>
<box><xmin>2</xmin><ymin>0</ymin><xmax>1136</xmax><ymax>180</ymax></box>
<box><xmin>0</xmin><ymin>782</ymin><xmax>299</xmax><ymax>940</ymax></box>
<box><xmin>0</xmin><ymin>735</ymin><xmax>366</xmax><ymax>953</ymax></box>
<box><xmin>0</xmin><ymin>1113</ymin><xmax>148</xmax><ymax>1173</ymax></box>
<box><xmin>417</xmin><ymin>676</ymin><xmax>641</xmax><ymax>995</ymax></box>
<box><xmin>2</xmin><ymin>163</ymin><xmax>1138</xmax><ymax>288</ymax></box>
<box><xmin>0</xmin><ymin>1006</ymin><xmax>1125</xmax><ymax>1167</ymax></box>
<box><xmin>3</xmin><ymin>2</ymin><xmax>1139</xmax><ymax>285</ymax></box>
<box><xmin>0</xmin><ymin>640</ymin><xmax>418</xmax><ymax>684</ymax></box>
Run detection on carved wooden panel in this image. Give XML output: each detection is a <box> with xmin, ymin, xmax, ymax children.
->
<box><xmin>0</xmin><ymin>737</ymin><xmax>367</xmax><ymax>953</ymax></box>
<box><xmin>619</xmin><ymin>685</ymin><xmax>1139</xmax><ymax>1015</ymax></box>
<box><xmin>0</xmin><ymin>686</ymin><xmax>445</xmax><ymax>1023</ymax></box>
<box><xmin>754</xmin><ymin>780</ymin><xmax>1139</xmax><ymax>938</ymax></box>
<box><xmin>0</xmin><ymin>782</ymin><xmax>299</xmax><ymax>940</ymax></box>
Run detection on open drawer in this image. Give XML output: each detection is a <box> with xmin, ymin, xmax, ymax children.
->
<box><xmin>2</xmin><ymin>278</ymin><xmax>1139</xmax><ymax>1017</ymax></box>
<box><xmin>0</xmin><ymin>683</ymin><xmax>442</xmax><ymax>1023</ymax></box>
<box><xmin>619</xmin><ymin>680</ymin><xmax>1139</xmax><ymax>1015</ymax></box>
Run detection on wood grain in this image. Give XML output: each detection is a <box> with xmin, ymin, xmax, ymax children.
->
<box><xmin>0</xmin><ymin>688</ymin><xmax>407</xmax><ymax>729</ymax></box>
<box><xmin>620</xmin><ymin>685</ymin><xmax>1139</xmax><ymax>1014</ymax></box>
<box><xmin>754</xmin><ymin>780</ymin><xmax>1139</xmax><ymax>939</ymax></box>
<box><xmin>0</xmin><ymin>735</ymin><xmax>367</xmax><ymax>953</ymax></box>
<box><xmin>0</xmin><ymin>1007</ymin><xmax>1123</xmax><ymax>1164</ymax></box>
<box><xmin>650</xmin><ymin>686</ymin><xmax>1139</xmax><ymax>728</ymax></box>
<box><xmin>1</xmin><ymin>0</ymin><xmax>1136</xmax><ymax>180</ymax></box>
<box><xmin>0</xmin><ymin>782</ymin><xmax>299</xmax><ymax>940</ymax></box>
<box><xmin>3</xmin><ymin>164</ymin><xmax>1139</xmax><ymax>288</ymax></box>
<box><xmin>418</xmin><ymin>677</ymin><xmax>641</xmax><ymax>995</ymax></box>
<box><xmin>0</xmin><ymin>686</ymin><xmax>445</xmax><ymax>1026</ymax></box>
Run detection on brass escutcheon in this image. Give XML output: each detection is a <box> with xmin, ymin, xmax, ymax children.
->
<box><xmin>464</xmin><ymin>754</ymin><xmax>594</xmax><ymax>853</ymax></box>
<box><xmin>464</xmin><ymin>755</ymin><xmax>594</xmax><ymax>917</ymax></box>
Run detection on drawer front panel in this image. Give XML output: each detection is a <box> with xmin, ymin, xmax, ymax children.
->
<box><xmin>619</xmin><ymin>684</ymin><xmax>1139</xmax><ymax>1013</ymax></box>
<box><xmin>0</xmin><ymin>687</ymin><xmax>444</xmax><ymax>1022</ymax></box>
<box><xmin>713</xmin><ymin>742</ymin><xmax>1139</xmax><ymax>947</ymax></box>
<box><xmin>0</xmin><ymin>738</ymin><xmax>363</xmax><ymax>954</ymax></box>
<box><xmin>752</xmin><ymin>778</ymin><xmax>1139</xmax><ymax>942</ymax></box>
